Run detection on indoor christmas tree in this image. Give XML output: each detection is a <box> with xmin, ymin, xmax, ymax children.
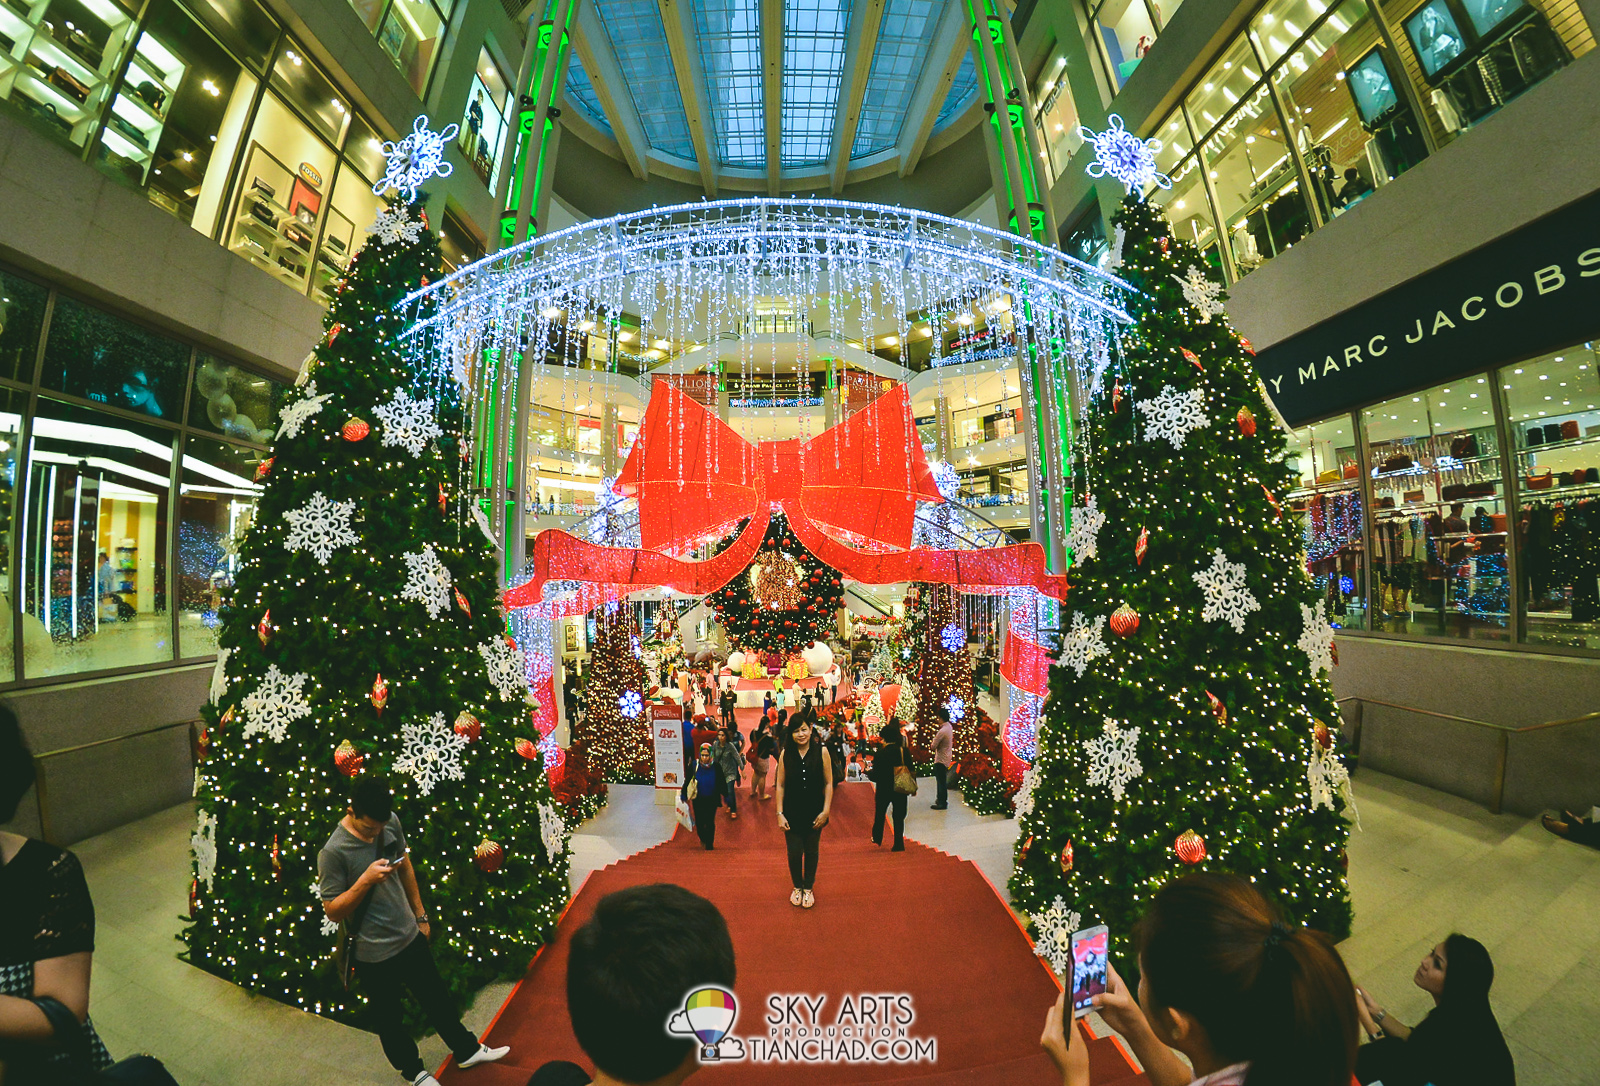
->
<box><xmin>1011</xmin><ymin>123</ymin><xmax>1352</xmax><ymax>975</ymax></box>
<box><xmin>707</xmin><ymin>513</ymin><xmax>844</xmax><ymax>657</ymax></box>
<box><xmin>184</xmin><ymin>124</ymin><xmax>570</xmax><ymax>1025</ymax></box>
<box><xmin>573</xmin><ymin>604</ymin><xmax>653</xmax><ymax>782</ymax></box>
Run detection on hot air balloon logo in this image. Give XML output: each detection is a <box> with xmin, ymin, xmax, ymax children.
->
<box><xmin>666</xmin><ymin>985</ymin><xmax>744</xmax><ymax>1061</ymax></box>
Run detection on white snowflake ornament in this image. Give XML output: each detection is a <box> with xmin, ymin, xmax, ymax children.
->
<box><xmin>284</xmin><ymin>491</ymin><xmax>359</xmax><ymax>566</ymax></box>
<box><xmin>192</xmin><ymin>810</ymin><xmax>218</xmax><ymax>892</ymax></box>
<box><xmin>321</xmin><ymin>914</ymin><xmax>339</xmax><ymax>937</ymax></box>
<box><xmin>208</xmin><ymin>647</ymin><xmax>232</xmax><ymax>705</ymax></box>
<box><xmin>372</xmin><ymin>115</ymin><xmax>458</xmax><ymax>200</ymax></box>
<box><xmin>373</xmin><ymin>389</ymin><xmax>443</xmax><ymax>457</ymax></box>
<box><xmin>1031</xmin><ymin>896</ymin><xmax>1083</xmax><ymax>977</ymax></box>
<box><xmin>368</xmin><ymin>203</ymin><xmax>425</xmax><ymax>246</ymax></box>
<box><xmin>1065</xmin><ymin>496</ymin><xmax>1107</xmax><ymax>564</ymax></box>
<box><xmin>400</xmin><ymin>543</ymin><xmax>454</xmax><ymax>619</ymax></box>
<box><xmin>275</xmin><ymin>381</ymin><xmax>332</xmax><ymax>440</ymax></box>
<box><xmin>1307</xmin><ymin>737</ymin><xmax>1357</xmax><ymax>825</ymax></box>
<box><xmin>1107</xmin><ymin>224</ymin><xmax>1126</xmax><ymax>270</ymax></box>
<box><xmin>538</xmin><ymin>800</ymin><xmax>567</xmax><ymax>860</ymax></box>
<box><xmin>1076</xmin><ymin>114</ymin><xmax>1172</xmax><ymax>192</ymax></box>
<box><xmin>479</xmin><ymin>637</ymin><xmax>528</xmax><ymax>701</ymax></box>
<box><xmin>1083</xmin><ymin>717</ymin><xmax>1143</xmax><ymax>802</ymax></box>
<box><xmin>1057</xmin><ymin>611</ymin><xmax>1109</xmax><ymax>678</ymax></box>
<box><xmin>1193</xmin><ymin>549</ymin><xmax>1260</xmax><ymax>634</ymax></box>
<box><xmin>1012</xmin><ymin>763</ymin><xmax>1041</xmax><ymax>820</ymax></box>
<box><xmin>1174</xmin><ymin>266</ymin><xmax>1227</xmax><ymax>322</ymax></box>
<box><xmin>1136</xmin><ymin>385</ymin><xmax>1210</xmax><ymax>449</ymax></box>
<box><xmin>1297</xmin><ymin>601</ymin><xmax>1337</xmax><ymax>677</ymax></box>
<box><xmin>394</xmin><ymin>712</ymin><xmax>468</xmax><ymax>796</ymax></box>
<box><xmin>471</xmin><ymin>503</ymin><xmax>498</xmax><ymax>547</ymax></box>
<box><xmin>241</xmin><ymin>664</ymin><xmax>313</xmax><ymax>743</ymax></box>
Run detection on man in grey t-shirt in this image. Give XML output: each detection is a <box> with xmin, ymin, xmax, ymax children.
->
<box><xmin>319</xmin><ymin>776</ymin><xmax>509</xmax><ymax>1086</ymax></box>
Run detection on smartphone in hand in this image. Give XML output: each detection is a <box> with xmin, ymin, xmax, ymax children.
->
<box><xmin>1068</xmin><ymin>925</ymin><xmax>1110</xmax><ymax>1020</ymax></box>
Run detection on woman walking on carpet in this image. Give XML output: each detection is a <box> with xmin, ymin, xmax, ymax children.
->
<box><xmin>683</xmin><ymin>744</ymin><xmax>728</xmax><ymax>850</ymax></box>
<box><xmin>870</xmin><ymin>720</ymin><xmax>911</xmax><ymax>850</ymax></box>
<box><xmin>750</xmin><ymin>716</ymin><xmax>777</xmax><ymax>800</ymax></box>
<box><xmin>712</xmin><ymin>725</ymin><xmax>745</xmax><ymax>820</ymax></box>
<box><xmin>776</xmin><ymin>712</ymin><xmax>833</xmax><ymax>908</ymax></box>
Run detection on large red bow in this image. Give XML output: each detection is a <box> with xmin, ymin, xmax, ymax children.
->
<box><xmin>614</xmin><ymin>382</ymin><xmax>942</xmax><ymax>553</ymax></box>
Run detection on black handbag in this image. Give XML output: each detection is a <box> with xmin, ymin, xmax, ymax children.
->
<box><xmin>31</xmin><ymin>996</ymin><xmax>179</xmax><ymax>1085</ymax></box>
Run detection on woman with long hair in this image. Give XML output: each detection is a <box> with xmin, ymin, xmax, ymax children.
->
<box><xmin>869</xmin><ymin>720</ymin><xmax>910</xmax><ymax>850</ymax></box>
<box><xmin>1041</xmin><ymin>872</ymin><xmax>1359</xmax><ymax>1086</ymax></box>
<box><xmin>749</xmin><ymin>715</ymin><xmax>777</xmax><ymax>801</ymax></box>
<box><xmin>775</xmin><ymin>712</ymin><xmax>832</xmax><ymax>908</ymax></box>
<box><xmin>711</xmin><ymin>725</ymin><xmax>744</xmax><ymax>820</ymax></box>
<box><xmin>1354</xmin><ymin>935</ymin><xmax>1513</xmax><ymax>1086</ymax></box>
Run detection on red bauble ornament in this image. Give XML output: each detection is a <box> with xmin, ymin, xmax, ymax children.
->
<box><xmin>335</xmin><ymin>739</ymin><xmax>364</xmax><ymax>776</ymax></box>
<box><xmin>342</xmin><ymin>417</ymin><xmax>370</xmax><ymax>442</ymax></box>
<box><xmin>370</xmin><ymin>673</ymin><xmax>389</xmax><ymax>714</ymax></box>
<box><xmin>189</xmin><ymin>878</ymin><xmax>199</xmax><ymax>915</ymax></box>
<box><xmin>420</xmin><ymin>275</ymin><xmax>430</xmax><ymax>288</ymax></box>
<box><xmin>195</xmin><ymin>726</ymin><xmax>211</xmax><ymax>763</ymax></box>
<box><xmin>254</xmin><ymin>457</ymin><xmax>273</xmax><ymax>481</ymax></box>
<box><xmin>504</xmin><ymin>634</ymin><xmax>518</xmax><ymax>651</ymax></box>
<box><xmin>1159</xmin><ymin>236</ymin><xmax>1170</xmax><ymax>254</ymax></box>
<box><xmin>1314</xmin><ymin>721</ymin><xmax>1332</xmax><ymax>750</ymax></box>
<box><xmin>219</xmin><ymin>705</ymin><xmax>236</xmax><ymax>729</ymax></box>
<box><xmin>1181</xmin><ymin>347</ymin><xmax>1202</xmax><ymax>371</ymax></box>
<box><xmin>437</xmin><ymin>484</ymin><xmax>448</xmax><ymax>514</ymax></box>
<box><xmin>1240</xmin><ymin>337</ymin><xmax>1255</xmax><ymax>355</ymax></box>
<box><xmin>454</xmin><ymin>711</ymin><xmax>482</xmax><ymax>742</ymax></box>
<box><xmin>1111</xmin><ymin>379</ymin><xmax>1124</xmax><ymax>413</ymax></box>
<box><xmin>257</xmin><ymin>610</ymin><xmax>273</xmax><ymax>647</ymax></box>
<box><xmin>515</xmin><ymin>737</ymin><xmax>539</xmax><ymax>761</ymax></box>
<box><xmin>474</xmin><ymin>838</ymin><xmax>504</xmax><ymax>874</ymax></box>
<box><xmin>455</xmin><ymin>587</ymin><xmax>472</xmax><ymax>617</ymax></box>
<box><xmin>1109</xmin><ymin>603</ymin><xmax>1140</xmax><ymax>637</ymax></box>
<box><xmin>1330</xmin><ymin>641</ymin><xmax>1340</xmax><ymax>666</ymax></box>
<box><xmin>1019</xmin><ymin>835</ymin><xmax>1033</xmax><ymax>861</ymax></box>
<box><xmin>1135</xmin><ymin>526</ymin><xmax>1149</xmax><ymax>566</ymax></box>
<box><xmin>1206</xmin><ymin>690</ymin><xmax>1228</xmax><ymax>724</ymax></box>
<box><xmin>1059</xmin><ymin>839</ymin><xmax>1075</xmax><ymax>874</ymax></box>
<box><xmin>1236</xmin><ymin>406</ymin><xmax>1257</xmax><ymax>436</ymax></box>
<box><xmin>1175</xmin><ymin>829</ymin><xmax>1207</xmax><ymax>865</ymax></box>
<box><xmin>325</xmin><ymin>323</ymin><xmax>342</xmax><ymax>345</ymax></box>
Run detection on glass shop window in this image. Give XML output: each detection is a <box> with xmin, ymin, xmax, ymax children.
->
<box><xmin>1503</xmin><ymin>345</ymin><xmax>1600</xmax><ymax>649</ymax></box>
<box><xmin>1265</xmin><ymin>0</ymin><xmax>1428</xmax><ymax>221</ymax></box>
<box><xmin>1361</xmin><ymin>376</ymin><xmax>1509</xmax><ymax>643</ymax></box>
<box><xmin>225</xmin><ymin>91</ymin><xmax>338</xmax><ymax>294</ymax></box>
<box><xmin>459</xmin><ymin>45</ymin><xmax>512</xmax><ymax>189</ymax></box>
<box><xmin>1285</xmin><ymin>415</ymin><xmax>1367</xmax><ymax>629</ymax></box>
<box><xmin>177</xmin><ymin>434</ymin><xmax>263</xmax><ymax>656</ymax></box>
<box><xmin>20</xmin><ymin>397</ymin><xmax>174</xmax><ymax>678</ymax></box>
<box><xmin>439</xmin><ymin>209</ymin><xmax>486</xmax><ymax>275</ymax></box>
<box><xmin>376</xmin><ymin>0</ymin><xmax>446</xmax><ymax>96</ymax></box>
<box><xmin>0</xmin><ymin>0</ymin><xmax>138</xmax><ymax>148</ymax></box>
<box><xmin>1089</xmin><ymin>0</ymin><xmax>1160</xmax><ymax>90</ymax></box>
<box><xmin>0</xmin><ymin>268</ymin><xmax>50</xmax><ymax>384</ymax></box>
<box><xmin>40</xmin><ymin>295</ymin><xmax>191</xmax><ymax>420</ymax></box>
<box><xmin>1150</xmin><ymin>113</ymin><xmax>1221</xmax><ymax>273</ymax></box>
<box><xmin>315</xmin><ymin>148</ymin><xmax>384</xmax><ymax>305</ymax></box>
<box><xmin>1032</xmin><ymin>52</ymin><xmax>1081</xmax><ymax>179</ymax></box>
<box><xmin>187</xmin><ymin>353</ymin><xmax>281</xmax><ymax>443</ymax></box>
<box><xmin>0</xmin><ymin>389</ymin><xmax>22</xmax><ymax>683</ymax></box>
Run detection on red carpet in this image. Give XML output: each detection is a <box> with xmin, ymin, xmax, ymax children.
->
<box><xmin>439</xmin><ymin>726</ymin><xmax>1144</xmax><ymax>1084</ymax></box>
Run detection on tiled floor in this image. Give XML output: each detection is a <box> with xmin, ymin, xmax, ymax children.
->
<box><xmin>70</xmin><ymin>770</ymin><xmax>1600</xmax><ymax>1086</ymax></box>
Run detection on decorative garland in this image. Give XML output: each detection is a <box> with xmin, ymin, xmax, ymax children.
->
<box><xmin>708</xmin><ymin>514</ymin><xmax>843</xmax><ymax>656</ymax></box>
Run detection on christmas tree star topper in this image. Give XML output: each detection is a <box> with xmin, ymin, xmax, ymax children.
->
<box><xmin>1077</xmin><ymin>114</ymin><xmax>1172</xmax><ymax>193</ymax></box>
<box><xmin>373</xmin><ymin>114</ymin><xmax>459</xmax><ymax>200</ymax></box>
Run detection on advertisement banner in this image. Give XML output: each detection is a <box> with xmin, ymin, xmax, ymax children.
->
<box><xmin>652</xmin><ymin>706</ymin><xmax>685</xmax><ymax>791</ymax></box>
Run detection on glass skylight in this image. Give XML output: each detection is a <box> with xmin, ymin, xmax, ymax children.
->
<box><xmin>695</xmin><ymin>0</ymin><xmax>766</xmax><ymax>168</ymax></box>
<box><xmin>563</xmin><ymin>53</ymin><xmax>614</xmax><ymax>137</ymax></box>
<box><xmin>852</xmin><ymin>0</ymin><xmax>940</xmax><ymax>158</ymax></box>
<box><xmin>594</xmin><ymin>0</ymin><xmax>695</xmax><ymax>159</ymax></box>
<box><xmin>780</xmin><ymin>0</ymin><xmax>850</xmax><ymax>168</ymax></box>
<box><xmin>934</xmin><ymin>50</ymin><xmax>979</xmax><ymax>131</ymax></box>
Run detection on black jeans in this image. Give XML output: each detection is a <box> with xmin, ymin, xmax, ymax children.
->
<box><xmin>785</xmin><ymin>824</ymin><xmax>822</xmax><ymax>889</ymax></box>
<box><xmin>934</xmin><ymin>763</ymin><xmax>948</xmax><ymax>807</ymax></box>
<box><xmin>357</xmin><ymin>933</ymin><xmax>479</xmax><ymax>1079</ymax></box>
<box><xmin>873</xmin><ymin>790</ymin><xmax>907</xmax><ymax>848</ymax></box>
<box><xmin>693</xmin><ymin>796</ymin><xmax>719</xmax><ymax>848</ymax></box>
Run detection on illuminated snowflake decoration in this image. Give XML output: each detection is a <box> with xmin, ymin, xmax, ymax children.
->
<box><xmin>1298</xmin><ymin>601</ymin><xmax>1337</xmax><ymax>677</ymax></box>
<box><xmin>208</xmin><ymin>647</ymin><xmax>232</xmax><ymax>705</ymax></box>
<box><xmin>619</xmin><ymin>690</ymin><xmax>644</xmax><ymax>717</ymax></box>
<box><xmin>478</xmin><ymin>637</ymin><xmax>528</xmax><ymax>701</ymax></box>
<box><xmin>368</xmin><ymin>203</ymin><xmax>424</xmax><ymax>247</ymax></box>
<box><xmin>1193</xmin><ymin>549</ymin><xmax>1260</xmax><ymax>634</ymax></box>
<box><xmin>1065</xmin><ymin>495</ymin><xmax>1107</xmax><ymax>564</ymax></box>
<box><xmin>1078</xmin><ymin>114</ymin><xmax>1171</xmax><ymax>192</ymax></box>
<box><xmin>930</xmin><ymin>460</ymin><xmax>960</xmax><ymax>501</ymax></box>
<box><xmin>471</xmin><ymin>503</ymin><xmax>498</xmax><ymax>547</ymax></box>
<box><xmin>1107</xmin><ymin>224</ymin><xmax>1127</xmax><ymax>270</ymax></box>
<box><xmin>1084</xmin><ymin>717</ymin><xmax>1143</xmax><ymax>802</ymax></box>
<box><xmin>537</xmin><ymin>800</ymin><xmax>567</xmax><ymax>860</ymax></box>
<box><xmin>372</xmin><ymin>114</ymin><xmax>459</xmax><ymax>200</ymax></box>
<box><xmin>191</xmin><ymin>810</ymin><xmax>218</xmax><ymax>892</ymax></box>
<box><xmin>1307</xmin><ymin>737</ymin><xmax>1351</xmax><ymax>814</ymax></box>
<box><xmin>944</xmin><ymin>696</ymin><xmax>966</xmax><ymax>723</ymax></box>
<box><xmin>1136</xmin><ymin>385</ymin><xmax>1210</xmax><ymax>449</ymax></box>
<box><xmin>940</xmin><ymin>622</ymin><xmax>966</xmax><ymax>653</ymax></box>
<box><xmin>393</xmin><ymin>712</ymin><xmax>468</xmax><ymax>796</ymax></box>
<box><xmin>1031</xmin><ymin>896</ymin><xmax>1082</xmax><ymax>977</ymax></box>
<box><xmin>321</xmin><ymin>914</ymin><xmax>339</xmax><ymax>938</ymax></box>
<box><xmin>240</xmin><ymin>664</ymin><xmax>312</xmax><ymax>743</ymax></box>
<box><xmin>1012</xmin><ymin>762</ymin><xmax>1041</xmax><ymax>820</ymax></box>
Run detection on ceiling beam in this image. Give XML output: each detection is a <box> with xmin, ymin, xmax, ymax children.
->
<box><xmin>896</xmin><ymin>0</ymin><xmax>967</xmax><ymax>178</ymax></box>
<box><xmin>571</xmin><ymin>9</ymin><xmax>651</xmax><ymax>181</ymax></box>
<box><xmin>827</xmin><ymin>0</ymin><xmax>886</xmax><ymax>193</ymax></box>
<box><xmin>762</xmin><ymin>0</ymin><xmax>784</xmax><ymax>195</ymax></box>
<box><xmin>659</xmin><ymin>0</ymin><xmax>719</xmax><ymax>194</ymax></box>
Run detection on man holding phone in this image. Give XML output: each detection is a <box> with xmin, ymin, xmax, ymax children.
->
<box><xmin>319</xmin><ymin>775</ymin><xmax>509</xmax><ymax>1086</ymax></box>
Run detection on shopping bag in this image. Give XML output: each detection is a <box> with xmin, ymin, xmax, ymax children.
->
<box><xmin>675</xmin><ymin>796</ymin><xmax>695</xmax><ymax>832</ymax></box>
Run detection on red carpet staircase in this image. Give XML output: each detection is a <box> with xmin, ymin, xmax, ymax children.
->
<box><xmin>440</xmin><ymin>782</ymin><xmax>1145</xmax><ymax>1085</ymax></box>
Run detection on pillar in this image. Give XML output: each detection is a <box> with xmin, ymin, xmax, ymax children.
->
<box><xmin>499</xmin><ymin>0</ymin><xmax>577</xmax><ymax>250</ymax></box>
<box><xmin>933</xmin><ymin>391</ymin><xmax>952</xmax><ymax>460</ymax></box>
<box><xmin>601</xmin><ymin>401</ymin><xmax>620</xmax><ymax>477</ymax></box>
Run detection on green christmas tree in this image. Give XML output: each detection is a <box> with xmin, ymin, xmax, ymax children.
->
<box><xmin>183</xmin><ymin>194</ymin><xmax>570</xmax><ymax>1024</ymax></box>
<box><xmin>1009</xmin><ymin>193</ymin><xmax>1353</xmax><ymax>974</ymax></box>
<box><xmin>575</xmin><ymin>604</ymin><xmax>653</xmax><ymax>783</ymax></box>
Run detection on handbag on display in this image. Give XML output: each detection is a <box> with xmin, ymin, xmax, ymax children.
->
<box><xmin>31</xmin><ymin>995</ymin><xmax>180</xmax><ymax>1084</ymax></box>
<box><xmin>1543</xmin><ymin>424</ymin><xmax>1563</xmax><ymax>443</ymax></box>
<box><xmin>1377</xmin><ymin>496</ymin><xmax>1396</xmax><ymax>508</ymax></box>
<box><xmin>1316</xmin><ymin>469</ymin><xmax>1341</xmax><ymax>484</ymax></box>
<box><xmin>1403</xmin><ymin>489</ymin><xmax>1424</xmax><ymax>504</ymax></box>
<box><xmin>1342</xmin><ymin>462</ymin><xmax>1361</xmax><ymax>480</ymax></box>
<box><xmin>134</xmin><ymin>80</ymin><xmax>166</xmax><ymax>112</ymax></box>
<box><xmin>1380</xmin><ymin>454</ymin><xmax>1413</xmax><ymax>473</ymax></box>
<box><xmin>1586</xmin><ymin>468</ymin><xmax>1600</xmax><ymax>484</ymax></box>
<box><xmin>249</xmin><ymin>177</ymin><xmax>276</xmax><ymax>200</ymax></box>
<box><xmin>1559</xmin><ymin>472</ymin><xmax>1576</xmax><ymax>486</ymax></box>
<box><xmin>248</xmin><ymin>199</ymin><xmax>279</xmax><ymax>228</ymax></box>
<box><xmin>1465</xmin><ymin>482</ymin><xmax>1496</xmax><ymax>498</ymax></box>
<box><xmin>1561</xmin><ymin>420</ymin><xmax>1581</xmax><ymax>440</ymax></box>
<box><xmin>1526</xmin><ymin>471</ymin><xmax>1554</xmax><ymax>490</ymax></box>
<box><xmin>48</xmin><ymin>66</ymin><xmax>91</xmax><ymax>103</ymax></box>
<box><xmin>1490</xmin><ymin>513</ymin><xmax>1508</xmax><ymax>532</ymax></box>
<box><xmin>1441</xmin><ymin>484</ymin><xmax>1467</xmax><ymax>501</ymax></box>
<box><xmin>1528</xmin><ymin>426</ymin><xmax>1546</xmax><ymax>446</ymax></box>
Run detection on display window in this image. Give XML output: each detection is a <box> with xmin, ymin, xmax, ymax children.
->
<box><xmin>1504</xmin><ymin>346</ymin><xmax>1600</xmax><ymax>649</ymax></box>
<box><xmin>1089</xmin><ymin>0</ymin><xmax>1161</xmax><ymax>90</ymax></box>
<box><xmin>267</xmin><ymin>41</ymin><xmax>348</xmax><ymax>147</ymax></box>
<box><xmin>1361</xmin><ymin>376</ymin><xmax>1510</xmax><ymax>642</ymax></box>
<box><xmin>376</xmin><ymin>0</ymin><xmax>446</xmax><ymax>95</ymax></box>
<box><xmin>439</xmin><ymin>209</ymin><xmax>486</xmax><ymax>274</ymax></box>
<box><xmin>226</xmin><ymin>91</ymin><xmax>338</xmax><ymax>293</ymax></box>
<box><xmin>1150</xmin><ymin>112</ymin><xmax>1221</xmax><ymax>272</ymax></box>
<box><xmin>41</xmin><ymin>295</ymin><xmax>191</xmax><ymax>420</ymax></box>
<box><xmin>0</xmin><ymin>0</ymin><xmax>138</xmax><ymax>149</ymax></box>
<box><xmin>177</xmin><ymin>434</ymin><xmax>262</xmax><ymax>656</ymax></box>
<box><xmin>1032</xmin><ymin>52</ymin><xmax>1081</xmax><ymax>180</ymax></box>
<box><xmin>1285</xmin><ymin>415</ymin><xmax>1367</xmax><ymax>629</ymax></box>
<box><xmin>459</xmin><ymin>45</ymin><xmax>511</xmax><ymax>189</ymax></box>
<box><xmin>315</xmin><ymin>154</ymin><xmax>383</xmax><ymax>304</ymax></box>
<box><xmin>187</xmin><ymin>352</ymin><xmax>281</xmax><ymax>443</ymax></box>
<box><xmin>0</xmin><ymin>268</ymin><xmax>49</xmax><ymax>384</ymax></box>
<box><xmin>0</xmin><ymin>390</ymin><xmax>22</xmax><ymax>683</ymax></box>
<box><xmin>19</xmin><ymin>397</ymin><xmax>174</xmax><ymax>678</ymax></box>
<box><xmin>180</xmin><ymin>0</ymin><xmax>279</xmax><ymax>73</ymax></box>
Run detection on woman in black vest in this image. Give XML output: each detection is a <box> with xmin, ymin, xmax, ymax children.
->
<box><xmin>775</xmin><ymin>711</ymin><xmax>833</xmax><ymax>908</ymax></box>
<box><xmin>870</xmin><ymin>720</ymin><xmax>910</xmax><ymax>850</ymax></box>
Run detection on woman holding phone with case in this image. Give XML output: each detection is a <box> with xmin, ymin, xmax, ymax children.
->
<box><xmin>1040</xmin><ymin>873</ymin><xmax>1359</xmax><ymax>1086</ymax></box>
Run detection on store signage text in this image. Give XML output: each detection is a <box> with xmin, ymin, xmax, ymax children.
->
<box><xmin>1253</xmin><ymin>190</ymin><xmax>1600</xmax><ymax>426</ymax></box>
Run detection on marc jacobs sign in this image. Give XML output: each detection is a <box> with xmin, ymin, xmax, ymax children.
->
<box><xmin>1253</xmin><ymin>189</ymin><xmax>1600</xmax><ymax>427</ymax></box>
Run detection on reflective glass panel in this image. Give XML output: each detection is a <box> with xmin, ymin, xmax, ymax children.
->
<box><xmin>0</xmin><ymin>0</ymin><xmax>138</xmax><ymax>148</ymax></box>
<box><xmin>458</xmin><ymin>45</ymin><xmax>511</xmax><ymax>188</ymax></box>
<box><xmin>780</xmin><ymin>0</ymin><xmax>849</xmax><ymax>167</ymax></box>
<box><xmin>0</xmin><ymin>268</ymin><xmax>49</xmax><ymax>384</ymax></box>
<box><xmin>41</xmin><ymin>295</ymin><xmax>191</xmax><ymax>420</ymax></box>
<box><xmin>226</xmin><ymin>92</ymin><xmax>337</xmax><ymax>293</ymax></box>
<box><xmin>1361</xmin><ymin>376</ymin><xmax>1509</xmax><ymax>641</ymax></box>
<box><xmin>1504</xmin><ymin>345</ymin><xmax>1600</xmax><ymax>648</ymax></box>
<box><xmin>316</xmin><ymin>161</ymin><xmax>382</xmax><ymax>303</ymax></box>
<box><xmin>694</xmin><ymin>0</ymin><xmax>766</xmax><ymax>166</ymax></box>
<box><xmin>268</xmin><ymin>40</ymin><xmax>349</xmax><ymax>147</ymax></box>
<box><xmin>20</xmin><ymin>398</ymin><xmax>174</xmax><ymax>677</ymax></box>
<box><xmin>188</xmin><ymin>353</ymin><xmax>280</xmax><ymax>443</ymax></box>
<box><xmin>376</xmin><ymin>0</ymin><xmax>444</xmax><ymax>96</ymax></box>
<box><xmin>852</xmin><ymin>0</ymin><xmax>939</xmax><ymax>158</ymax></box>
<box><xmin>0</xmin><ymin>389</ymin><xmax>22</xmax><ymax>683</ymax></box>
<box><xmin>180</xmin><ymin>0</ymin><xmax>279</xmax><ymax>71</ymax></box>
<box><xmin>1197</xmin><ymin>94</ymin><xmax>1312</xmax><ymax>276</ymax></box>
<box><xmin>1091</xmin><ymin>0</ymin><xmax>1159</xmax><ymax>89</ymax></box>
<box><xmin>1034</xmin><ymin>53</ymin><xmax>1082</xmax><ymax>179</ymax></box>
<box><xmin>1151</xmin><ymin>113</ymin><xmax>1222</xmax><ymax>272</ymax></box>
<box><xmin>343</xmin><ymin>111</ymin><xmax>387</xmax><ymax>188</ymax></box>
<box><xmin>594</xmin><ymin>0</ymin><xmax>694</xmax><ymax>159</ymax></box>
<box><xmin>1285</xmin><ymin>414</ymin><xmax>1367</xmax><ymax>629</ymax></box>
<box><xmin>177</xmin><ymin>434</ymin><xmax>262</xmax><ymax>656</ymax></box>
<box><xmin>933</xmin><ymin>50</ymin><xmax>977</xmax><ymax>129</ymax></box>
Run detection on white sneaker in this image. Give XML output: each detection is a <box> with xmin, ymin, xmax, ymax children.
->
<box><xmin>411</xmin><ymin>1075</ymin><xmax>440</xmax><ymax>1086</ymax></box>
<box><xmin>460</xmin><ymin>1043</ymin><xmax>511</xmax><ymax>1068</ymax></box>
